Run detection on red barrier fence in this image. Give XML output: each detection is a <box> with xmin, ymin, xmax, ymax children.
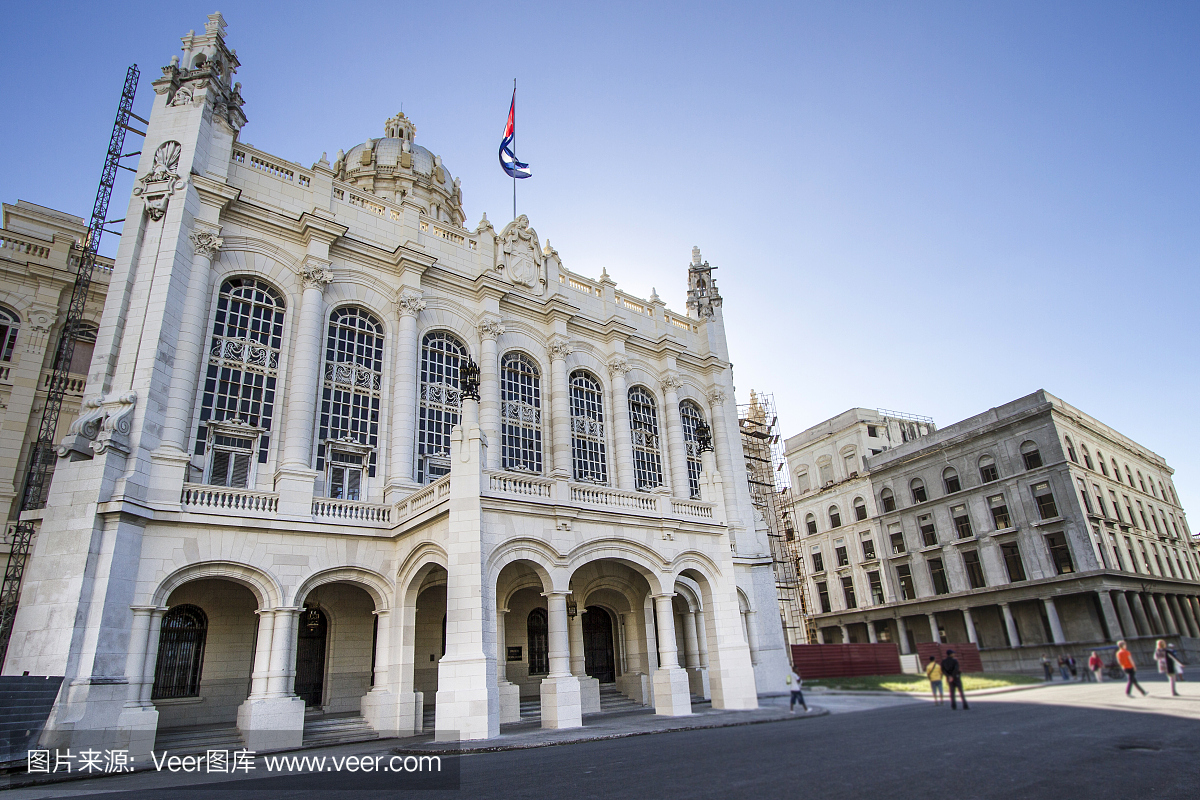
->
<box><xmin>790</xmin><ymin>643</ymin><xmax>902</xmax><ymax>679</ymax></box>
<box><xmin>915</xmin><ymin>642</ymin><xmax>983</xmax><ymax>673</ymax></box>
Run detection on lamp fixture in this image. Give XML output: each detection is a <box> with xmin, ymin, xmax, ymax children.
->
<box><xmin>462</xmin><ymin>356</ymin><xmax>481</xmax><ymax>400</ymax></box>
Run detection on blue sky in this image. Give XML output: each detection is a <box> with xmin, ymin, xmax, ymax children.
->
<box><xmin>3</xmin><ymin>2</ymin><xmax>1198</xmax><ymax>514</ymax></box>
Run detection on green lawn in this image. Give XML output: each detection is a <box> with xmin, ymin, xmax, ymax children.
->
<box><xmin>803</xmin><ymin>673</ymin><xmax>1042</xmax><ymax>692</ymax></box>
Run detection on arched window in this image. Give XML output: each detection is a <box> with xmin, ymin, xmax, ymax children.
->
<box><xmin>1136</xmin><ymin>471</ymin><xmax>1146</xmax><ymax>492</ymax></box>
<box><xmin>880</xmin><ymin>487</ymin><xmax>896</xmax><ymax>512</ymax></box>
<box><xmin>500</xmin><ymin>352</ymin><xmax>542</xmax><ymax>472</ymax></box>
<box><xmin>911</xmin><ymin>478</ymin><xmax>927</xmax><ymax>504</ymax></box>
<box><xmin>853</xmin><ymin>496</ymin><xmax>867</xmax><ymax>521</ymax></box>
<box><xmin>1097</xmin><ymin>452</ymin><xmax>1108</xmax><ymax>477</ymax></box>
<box><xmin>317</xmin><ymin>307</ymin><xmax>383</xmax><ymax>499</ymax></box>
<box><xmin>680</xmin><ymin>400</ymin><xmax>706</xmax><ymax>499</ymax></box>
<box><xmin>805</xmin><ymin>513</ymin><xmax>818</xmax><ymax>535</ymax></box>
<box><xmin>795</xmin><ymin>467</ymin><xmax>811</xmax><ymax>493</ymax></box>
<box><xmin>1111</xmin><ymin>459</ymin><xmax>1121</xmax><ymax>482</ymax></box>
<box><xmin>1125</xmin><ymin>465</ymin><xmax>1135</xmax><ymax>487</ymax></box>
<box><xmin>978</xmin><ymin>455</ymin><xmax>999</xmax><ymax>483</ymax></box>
<box><xmin>151</xmin><ymin>604</ymin><xmax>208</xmax><ymax>699</ymax></box>
<box><xmin>829</xmin><ymin>505</ymin><xmax>842</xmax><ymax>529</ymax></box>
<box><xmin>417</xmin><ymin>331</ymin><xmax>466</xmax><ymax>483</ymax></box>
<box><xmin>527</xmin><ymin>608</ymin><xmax>549</xmax><ymax>675</ymax></box>
<box><xmin>943</xmin><ymin>467</ymin><xmax>961</xmax><ymax>494</ymax></box>
<box><xmin>1020</xmin><ymin>441</ymin><xmax>1042</xmax><ymax>470</ymax></box>
<box><xmin>628</xmin><ymin>386</ymin><xmax>662</xmax><ymax>490</ymax></box>
<box><xmin>1082</xmin><ymin>448</ymin><xmax>1094</xmax><ymax>470</ymax></box>
<box><xmin>1064</xmin><ymin>436</ymin><xmax>1078</xmax><ymax>463</ymax></box>
<box><xmin>0</xmin><ymin>307</ymin><xmax>18</xmax><ymax>363</ymax></box>
<box><xmin>197</xmin><ymin>278</ymin><xmax>285</xmax><ymax>486</ymax></box>
<box><xmin>569</xmin><ymin>370</ymin><xmax>606</xmax><ymax>484</ymax></box>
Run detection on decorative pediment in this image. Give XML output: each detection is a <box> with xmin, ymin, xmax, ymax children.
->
<box><xmin>496</xmin><ymin>215</ymin><xmax>546</xmax><ymax>296</ymax></box>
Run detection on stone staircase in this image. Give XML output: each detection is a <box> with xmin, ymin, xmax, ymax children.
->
<box><xmin>519</xmin><ymin>697</ymin><xmax>541</xmax><ymax>722</ymax></box>
<box><xmin>597</xmin><ymin>683</ymin><xmax>648</xmax><ymax>714</ymax></box>
<box><xmin>154</xmin><ymin>723</ymin><xmax>246</xmax><ymax>755</ymax></box>
<box><xmin>302</xmin><ymin>713</ymin><xmax>378</xmax><ymax>747</ymax></box>
<box><xmin>0</xmin><ymin>676</ymin><xmax>63</xmax><ymax>765</ymax></box>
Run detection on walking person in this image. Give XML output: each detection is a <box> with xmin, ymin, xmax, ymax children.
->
<box><xmin>786</xmin><ymin>667</ymin><xmax>808</xmax><ymax>713</ymax></box>
<box><xmin>924</xmin><ymin>655</ymin><xmax>944</xmax><ymax>706</ymax></box>
<box><xmin>1041</xmin><ymin>655</ymin><xmax>1053</xmax><ymax>681</ymax></box>
<box><xmin>1087</xmin><ymin>651</ymin><xmax>1103</xmax><ymax>683</ymax></box>
<box><xmin>1155</xmin><ymin>640</ymin><xmax>1184</xmax><ymax>697</ymax></box>
<box><xmin>941</xmin><ymin>649</ymin><xmax>969</xmax><ymax>710</ymax></box>
<box><xmin>1117</xmin><ymin>640</ymin><xmax>1147</xmax><ymax>697</ymax></box>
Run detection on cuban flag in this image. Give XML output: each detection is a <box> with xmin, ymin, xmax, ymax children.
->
<box><xmin>499</xmin><ymin>90</ymin><xmax>531</xmax><ymax>179</ymax></box>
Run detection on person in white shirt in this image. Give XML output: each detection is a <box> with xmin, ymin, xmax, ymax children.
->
<box><xmin>787</xmin><ymin>668</ymin><xmax>808</xmax><ymax>713</ymax></box>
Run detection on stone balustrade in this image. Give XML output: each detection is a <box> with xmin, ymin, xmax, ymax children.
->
<box><xmin>182</xmin><ymin>483</ymin><xmax>280</xmax><ymax>515</ymax></box>
<box><xmin>312</xmin><ymin>497</ymin><xmax>392</xmax><ymax>524</ymax></box>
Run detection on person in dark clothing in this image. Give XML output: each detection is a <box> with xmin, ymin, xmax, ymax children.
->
<box><xmin>941</xmin><ymin>650</ymin><xmax>970</xmax><ymax>710</ymax></box>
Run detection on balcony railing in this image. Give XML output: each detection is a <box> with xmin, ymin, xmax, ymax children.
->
<box><xmin>182</xmin><ymin>484</ymin><xmax>279</xmax><ymax>515</ymax></box>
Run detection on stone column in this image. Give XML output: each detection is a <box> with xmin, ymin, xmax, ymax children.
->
<box><xmin>388</xmin><ymin>290</ymin><xmax>425</xmax><ymax>493</ymax></box>
<box><xmin>276</xmin><ymin>260</ymin><xmax>332</xmax><ymax>513</ymax></box>
<box><xmin>1142</xmin><ymin>593</ymin><xmax>1166</xmax><ymax>634</ymax></box>
<box><xmin>927</xmin><ymin>613</ymin><xmax>940</xmax><ymax>644</ymax></box>
<box><xmin>682</xmin><ymin>611</ymin><xmax>701</xmax><ymax>668</ymax></box>
<box><xmin>1001</xmin><ymin>603</ymin><xmax>1021</xmax><ymax>647</ymax></box>
<box><xmin>651</xmin><ymin>594</ymin><xmax>692</xmax><ymax>715</ymax></box>
<box><xmin>1097</xmin><ymin>591</ymin><xmax>1124</xmax><ymax>640</ymax></box>
<box><xmin>662</xmin><ymin>372</ymin><xmax>689</xmax><ymax>498</ymax></box>
<box><xmin>1156</xmin><ymin>594</ymin><xmax>1180</xmax><ymax>636</ymax></box>
<box><xmin>569</xmin><ymin>609</ymin><xmax>586</xmax><ymax>676</ymax></box>
<box><xmin>1167</xmin><ymin>595</ymin><xmax>1194</xmax><ymax>637</ymax></box>
<box><xmin>123</xmin><ymin>607</ymin><xmax>158</xmax><ymax>706</ymax></box>
<box><xmin>1130</xmin><ymin>593</ymin><xmax>1153</xmax><ymax>636</ymax></box>
<box><xmin>1114</xmin><ymin>592</ymin><xmax>1137</xmax><ymax>639</ymax></box>
<box><xmin>248</xmin><ymin>609</ymin><xmax>276</xmax><ymax>697</ymax></box>
<box><xmin>540</xmin><ymin>591</ymin><xmax>582</xmax><ymax>729</ymax></box>
<box><xmin>496</xmin><ymin>608</ymin><xmax>521</xmax><ymax>723</ymax></box>
<box><xmin>962</xmin><ymin>608</ymin><xmax>979</xmax><ymax>645</ymax></box>
<box><xmin>569</xmin><ymin>605</ymin><xmax>601</xmax><ymax>713</ymax></box>
<box><xmin>478</xmin><ymin>318</ymin><xmax>504</xmax><ymax>471</ymax></box>
<box><xmin>370</xmin><ymin>609</ymin><xmax>391</xmax><ymax>690</ymax></box>
<box><xmin>1179</xmin><ymin>595</ymin><xmax>1200</xmax><ymax>637</ymax></box>
<box><xmin>866</xmin><ymin>621</ymin><xmax>878</xmax><ymax>644</ymax></box>
<box><xmin>548</xmin><ymin>336</ymin><xmax>573</xmax><ymax>478</ymax></box>
<box><xmin>840</xmin><ymin>623</ymin><xmax>851</xmax><ymax>644</ymax></box>
<box><xmin>152</xmin><ymin>227</ymin><xmax>222</xmax><ymax>498</ymax></box>
<box><xmin>896</xmin><ymin>617</ymin><xmax>910</xmax><ymax>654</ymax></box>
<box><xmin>708</xmin><ymin>389</ymin><xmax>742</xmax><ymax>532</ymax></box>
<box><xmin>607</xmin><ymin>356</ymin><xmax>635</xmax><ymax>491</ymax></box>
<box><xmin>137</xmin><ymin>608</ymin><xmax>167</xmax><ymax>706</ymax></box>
<box><xmin>238</xmin><ymin>606</ymin><xmax>305</xmax><ymax>750</ymax></box>
<box><xmin>744</xmin><ymin>610</ymin><xmax>760</xmax><ymax>664</ymax></box>
<box><xmin>1043</xmin><ymin>598</ymin><xmax>1066</xmax><ymax>644</ymax></box>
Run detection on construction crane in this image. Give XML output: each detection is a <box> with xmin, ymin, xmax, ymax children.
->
<box><xmin>0</xmin><ymin>65</ymin><xmax>143</xmax><ymax>668</ymax></box>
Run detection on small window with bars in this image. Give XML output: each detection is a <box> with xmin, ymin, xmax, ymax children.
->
<box><xmin>989</xmin><ymin>494</ymin><xmax>1011</xmax><ymax>530</ymax></box>
<box><xmin>952</xmin><ymin>504</ymin><xmax>973</xmax><ymax>538</ymax></box>
<box><xmin>1032</xmin><ymin>481</ymin><xmax>1059</xmax><ymax>520</ymax></box>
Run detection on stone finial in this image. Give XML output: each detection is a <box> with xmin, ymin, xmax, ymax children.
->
<box><xmin>692</xmin><ymin>246</ymin><xmax>701</xmax><ymax>266</ymax></box>
<box><xmin>170</xmin><ymin>55</ymin><xmax>179</xmax><ymax>67</ymax></box>
<box><xmin>206</xmin><ymin>12</ymin><xmax>227</xmax><ymax>37</ymax></box>
<box><xmin>650</xmin><ymin>287</ymin><xmax>662</xmax><ymax>304</ymax></box>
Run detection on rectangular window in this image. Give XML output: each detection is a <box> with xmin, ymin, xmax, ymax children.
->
<box><xmin>208</xmin><ymin>434</ymin><xmax>254</xmax><ymax>488</ymax></box>
<box><xmin>1137</xmin><ymin>502</ymin><xmax>1149</xmax><ymax>529</ymax></box>
<box><xmin>862</xmin><ymin>537</ymin><xmax>876</xmax><ymax>561</ymax></box>
<box><xmin>1093</xmin><ymin>484</ymin><xmax>1107</xmax><ymax>517</ymax></box>
<box><xmin>1078</xmin><ymin>478</ymin><xmax>1092</xmax><ymax>514</ymax></box>
<box><xmin>327</xmin><ymin>450</ymin><xmax>365</xmax><ymax>500</ymax></box>
<box><xmin>1001</xmin><ymin>542</ymin><xmax>1027</xmax><ymax>582</ymax></box>
<box><xmin>835</xmin><ymin>541</ymin><xmax>849</xmax><ymax>567</ymax></box>
<box><xmin>962</xmin><ymin>550</ymin><xmax>986</xmax><ymax>589</ymax></box>
<box><xmin>919</xmin><ymin>514</ymin><xmax>937</xmax><ymax>547</ymax></box>
<box><xmin>895</xmin><ymin>565</ymin><xmax>916</xmax><ymax>600</ymax></box>
<box><xmin>951</xmin><ymin>504</ymin><xmax>973</xmax><ymax>539</ymax></box>
<box><xmin>980</xmin><ymin>463</ymin><xmax>999</xmax><ymax>483</ymax></box>
<box><xmin>944</xmin><ymin>474</ymin><xmax>962</xmax><ymax>494</ymax></box>
<box><xmin>841</xmin><ymin>576</ymin><xmax>857</xmax><ymax>609</ymax></box>
<box><xmin>816</xmin><ymin>581</ymin><xmax>831</xmax><ymax>613</ymax></box>
<box><xmin>1108</xmin><ymin>533</ymin><xmax>1125</xmax><ymax>571</ymax></box>
<box><xmin>868</xmin><ymin>571</ymin><xmax>884</xmax><ymax>604</ymax></box>
<box><xmin>855</xmin><ymin>503</ymin><xmax>868</xmax><ymax>522</ymax></box>
<box><xmin>1032</xmin><ymin>481</ymin><xmax>1059</xmax><ymax>520</ymax></box>
<box><xmin>1045</xmin><ymin>533</ymin><xmax>1074</xmax><ymax>574</ymax></box>
<box><xmin>882</xmin><ymin>493</ymin><xmax>896</xmax><ymax>512</ymax></box>
<box><xmin>912</xmin><ymin>483</ymin><xmax>928</xmax><ymax>503</ymax></box>
<box><xmin>1124</xmin><ymin>496</ymin><xmax>1136</xmax><ymax>527</ymax></box>
<box><xmin>806</xmin><ymin>516</ymin><xmax>818</xmax><ymax>535</ymax></box>
<box><xmin>1125</xmin><ymin>537</ymin><xmax>1140</xmax><ymax>573</ymax></box>
<box><xmin>867</xmin><ymin>425</ymin><xmax>878</xmax><ymax>437</ymax></box>
<box><xmin>1109</xmin><ymin>491</ymin><xmax>1122</xmax><ymax>522</ymax></box>
<box><xmin>1023</xmin><ymin>449</ymin><xmax>1043</xmax><ymax>470</ymax></box>
<box><xmin>989</xmin><ymin>494</ymin><xmax>1011</xmax><ymax>530</ymax></box>
<box><xmin>928</xmin><ymin>558</ymin><xmax>949</xmax><ymax>595</ymax></box>
<box><xmin>890</xmin><ymin>531</ymin><xmax>906</xmax><ymax>555</ymax></box>
<box><xmin>811</xmin><ymin>547</ymin><xmax>824</xmax><ymax>573</ymax></box>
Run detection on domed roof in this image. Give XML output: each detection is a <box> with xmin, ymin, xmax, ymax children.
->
<box><xmin>341</xmin><ymin>112</ymin><xmax>452</xmax><ymax>189</ymax></box>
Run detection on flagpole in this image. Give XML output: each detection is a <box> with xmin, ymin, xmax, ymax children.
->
<box><xmin>512</xmin><ymin>78</ymin><xmax>517</xmax><ymax>222</ymax></box>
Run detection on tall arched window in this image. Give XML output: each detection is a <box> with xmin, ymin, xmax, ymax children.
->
<box><xmin>196</xmin><ymin>278</ymin><xmax>285</xmax><ymax>486</ymax></box>
<box><xmin>417</xmin><ymin>331</ymin><xmax>466</xmax><ymax>483</ymax></box>
<box><xmin>805</xmin><ymin>512</ymin><xmax>818</xmax><ymax>535</ymax></box>
<box><xmin>1064</xmin><ymin>436</ymin><xmax>1078</xmax><ymax>463</ymax></box>
<box><xmin>680</xmin><ymin>400</ymin><xmax>706</xmax><ymax>499</ymax></box>
<box><xmin>1020</xmin><ymin>440</ymin><xmax>1042</xmax><ymax>470</ymax></box>
<box><xmin>943</xmin><ymin>467</ymin><xmax>961</xmax><ymax>494</ymax></box>
<box><xmin>0</xmin><ymin>307</ymin><xmax>18</xmax><ymax>363</ymax></box>
<box><xmin>317</xmin><ymin>307</ymin><xmax>383</xmax><ymax>499</ymax></box>
<box><xmin>527</xmin><ymin>608</ymin><xmax>549</xmax><ymax>675</ymax></box>
<box><xmin>569</xmin><ymin>370</ymin><xmax>606</xmax><ymax>484</ymax></box>
<box><xmin>500</xmin><ymin>352</ymin><xmax>543</xmax><ymax>472</ymax></box>
<box><xmin>911</xmin><ymin>477</ymin><xmax>927</xmax><ymax>503</ymax></box>
<box><xmin>880</xmin><ymin>488</ymin><xmax>896</xmax><ymax>512</ymax></box>
<box><xmin>628</xmin><ymin>386</ymin><xmax>663</xmax><ymax>490</ymax></box>
<box><xmin>829</xmin><ymin>505</ymin><xmax>842</xmax><ymax>528</ymax></box>
<box><xmin>151</xmin><ymin>604</ymin><xmax>208</xmax><ymax>699</ymax></box>
<box><xmin>1097</xmin><ymin>452</ymin><xmax>1108</xmax><ymax>477</ymax></box>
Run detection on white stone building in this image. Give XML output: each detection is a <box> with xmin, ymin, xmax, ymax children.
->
<box><xmin>2</xmin><ymin>13</ymin><xmax>786</xmax><ymax>753</ymax></box>
<box><xmin>785</xmin><ymin>392</ymin><xmax>1200</xmax><ymax>671</ymax></box>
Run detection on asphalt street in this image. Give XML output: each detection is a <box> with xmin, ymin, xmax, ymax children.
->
<box><xmin>7</xmin><ymin>677</ymin><xmax>1198</xmax><ymax>800</ymax></box>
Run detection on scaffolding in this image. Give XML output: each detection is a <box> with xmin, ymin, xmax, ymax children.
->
<box><xmin>738</xmin><ymin>391</ymin><xmax>813</xmax><ymax>646</ymax></box>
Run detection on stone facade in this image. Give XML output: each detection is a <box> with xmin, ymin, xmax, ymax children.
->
<box><xmin>0</xmin><ymin>201</ymin><xmax>112</xmax><ymax>574</ymax></box>
<box><xmin>784</xmin><ymin>391</ymin><xmax>1200</xmax><ymax>672</ymax></box>
<box><xmin>1</xmin><ymin>13</ymin><xmax>786</xmax><ymax>753</ymax></box>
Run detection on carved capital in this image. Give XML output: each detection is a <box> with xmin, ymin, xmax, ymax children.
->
<box><xmin>189</xmin><ymin>229</ymin><xmax>224</xmax><ymax>259</ymax></box>
<box><xmin>709</xmin><ymin>389</ymin><xmax>727</xmax><ymax>407</ymax></box>
<box><xmin>606</xmin><ymin>355</ymin><xmax>631</xmax><ymax>378</ymax></box>
<box><xmin>547</xmin><ymin>335</ymin><xmax>573</xmax><ymax>361</ymax></box>
<box><xmin>661</xmin><ymin>371</ymin><xmax>683</xmax><ymax>391</ymax></box>
<box><xmin>478</xmin><ymin>317</ymin><xmax>506</xmax><ymax>341</ymax></box>
<box><xmin>300</xmin><ymin>257</ymin><xmax>334</xmax><ymax>290</ymax></box>
<box><xmin>394</xmin><ymin>289</ymin><xmax>427</xmax><ymax>319</ymax></box>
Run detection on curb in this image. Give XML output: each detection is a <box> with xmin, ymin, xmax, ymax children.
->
<box><xmin>810</xmin><ymin>682</ymin><xmax>1057</xmax><ymax>698</ymax></box>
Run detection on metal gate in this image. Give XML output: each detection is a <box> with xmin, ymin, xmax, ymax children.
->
<box><xmin>294</xmin><ymin>608</ymin><xmax>327</xmax><ymax>706</ymax></box>
<box><xmin>583</xmin><ymin>606</ymin><xmax>615</xmax><ymax>683</ymax></box>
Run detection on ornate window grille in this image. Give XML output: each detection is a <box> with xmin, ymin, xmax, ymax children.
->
<box><xmin>569</xmin><ymin>370</ymin><xmax>607</xmax><ymax>484</ymax></box>
<box><xmin>317</xmin><ymin>307</ymin><xmax>383</xmax><ymax>496</ymax></box>
<box><xmin>0</xmin><ymin>306</ymin><xmax>18</xmax><ymax>363</ymax></box>
<box><xmin>196</xmin><ymin>278</ymin><xmax>285</xmax><ymax>475</ymax></box>
<box><xmin>500</xmin><ymin>352</ymin><xmax>542</xmax><ymax>472</ymax></box>
<box><xmin>680</xmin><ymin>400</ymin><xmax>706</xmax><ymax>499</ymax></box>
<box><xmin>151</xmin><ymin>604</ymin><xmax>208</xmax><ymax>699</ymax></box>
<box><xmin>628</xmin><ymin>386</ymin><xmax>663</xmax><ymax>491</ymax></box>
<box><xmin>417</xmin><ymin>331</ymin><xmax>465</xmax><ymax>483</ymax></box>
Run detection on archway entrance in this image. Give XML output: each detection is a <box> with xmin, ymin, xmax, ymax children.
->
<box><xmin>295</xmin><ymin>607</ymin><xmax>328</xmax><ymax>707</ymax></box>
<box><xmin>583</xmin><ymin>606</ymin><xmax>616</xmax><ymax>683</ymax></box>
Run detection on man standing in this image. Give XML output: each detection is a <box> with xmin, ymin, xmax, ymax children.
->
<box><xmin>941</xmin><ymin>649</ymin><xmax>969</xmax><ymax>710</ymax></box>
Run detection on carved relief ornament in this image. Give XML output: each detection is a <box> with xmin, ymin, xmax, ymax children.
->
<box><xmin>497</xmin><ymin>215</ymin><xmax>546</xmax><ymax>296</ymax></box>
<box><xmin>547</xmin><ymin>336</ymin><xmax>573</xmax><ymax>360</ymax></box>
<box><xmin>394</xmin><ymin>289</ymin><xmax>427</xmax><ymax>318</ymax></box>
<box><xmin>661</xmin><ymin>371</ymin><xmax>683</xmax><ymax>391</ymax></box>
<box><xmin>133</xmin><ymin>140</ymin><xmax>184</xmax><ymax>221</ymax></box>
<box><xmin>478</xmin><ymin>318</ymin><xmax>506</xmax><ymax>341</ymax></box>
<box><xmin>300</xmin><ymin>259</ymin><xmax>334</xmax><ymax>290</ymax></box>
<box><xmin>607</xmin><ymin>355</ymin><xmax>631</xmax><ymax>377</ymax></box>
<box><xmin>189</xmin><ymin>229</ymin><xmax>224</xmax><ymax>259</ymax></box>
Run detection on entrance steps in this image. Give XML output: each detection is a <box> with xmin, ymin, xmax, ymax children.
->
<box><xmin>154</xmin><ymin>723</ymin><xmax>246</xmax><ymax>755</ymax></box>
<box><xmin>598</xmin><ymin>683</ymin><xmax>647</xmax><ymax>713</ymax></box>
<box><xmin>302</xmin><ymin>712</ymin><xmax>378</xmax><ymax>747</ymax></box>
<box><xmin>519</xmin><ymin>697</ymin><xmax>541</xmax><ymax>722</ymax></box>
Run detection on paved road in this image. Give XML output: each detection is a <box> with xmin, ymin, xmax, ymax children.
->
<box><xmin>9</xmin><ymin>677</ymin><xmax>1198</xmax><ymax>799</ymax></box>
